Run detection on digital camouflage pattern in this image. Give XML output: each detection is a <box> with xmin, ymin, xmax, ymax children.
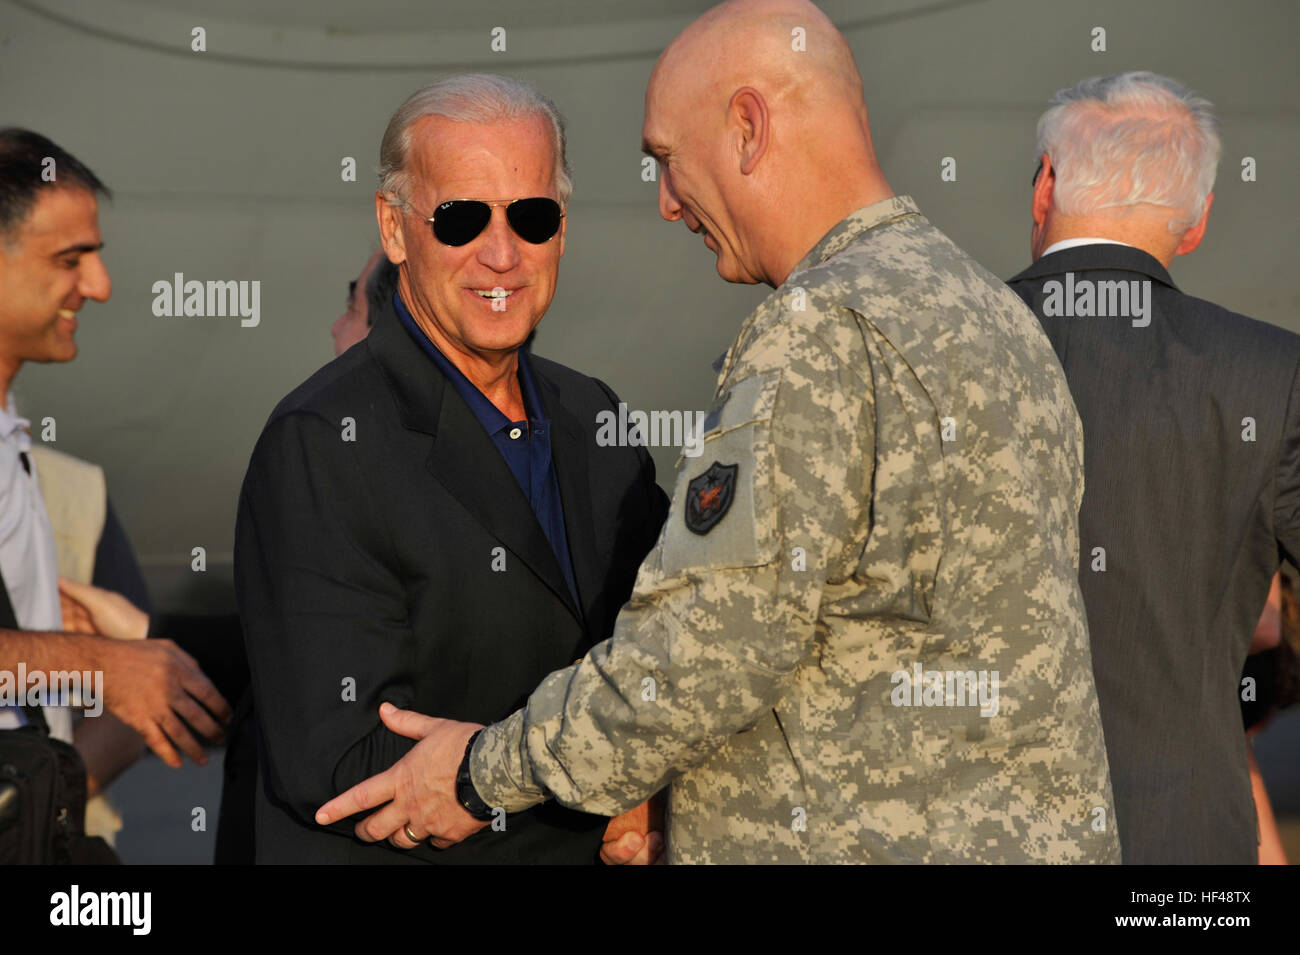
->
<box><xmin>472</xmin><ymin>195</ymin><xmax>1121</xmax><ymax>863</ymax></box>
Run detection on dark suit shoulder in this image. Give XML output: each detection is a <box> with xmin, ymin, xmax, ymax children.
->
<box><xmin>529</xmin><ymin>352</ymin><xmax>624</xmax><ymax>414</ymax></box>
<box><xmin>261</xmin><ymin>342</ymin><xmax>388</xmax><ymax>432</ymax></box>
<box><xmin>1168</xmin><ymin>289</ymin><xmax>1300</xmax><ymax>362</ymax></box>
<box><xmin>1130</xmin><ymin>282</ymin><xmax>1300</xmax><ymax>385</ymax></box>
<box><xmin>1009</xmin><ymin>250</ymin><xmax>1300</xmax><ymax>379</ymax></box>
<box><xmin>528</xmin><ymin>352</ymin><xmax>668</xmax><ymax>528</ymax></box>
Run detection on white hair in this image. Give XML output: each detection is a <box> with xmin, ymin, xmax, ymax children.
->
<box><xmin>1035</xmin><ymin>71</ymin><xmax>1221</xmax><ymax>232</ymax></box>
<box><xmin>378</xmin><ymin>73</ymin><xmax>573</xmax><ymax>209</ymax></box>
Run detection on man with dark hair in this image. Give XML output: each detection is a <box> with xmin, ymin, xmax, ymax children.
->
<box><xmin>0</xmin><ymin>127</ymin><xmax>231</xmax><ymax>775</ymax></box>
<box><xmin>0</xmin><ymin>127</ymin><xmax>112</xmax><ymax>237</ymax></box>
<box><xmin>332</xmin><ymin>251</ymin><xmax>395</xmax><ymax>357</ymax></box>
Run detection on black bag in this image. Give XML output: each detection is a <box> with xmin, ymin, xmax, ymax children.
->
<box><xmin>0</xmin><ymin>572</ymin><xmax>119</xmax><ymax>864</ymax></box>
<box><xmin>0</xmin><ymin>707</ymin><xmax>118</xmax><ymax>864</ymax></box>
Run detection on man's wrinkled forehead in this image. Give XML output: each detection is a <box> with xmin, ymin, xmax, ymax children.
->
<box><xmin>406</xmin><ymin>114</ymin><xmax>556</xmax><ymax>202</ymax></box>
<box><xmin>642</xmin><ymin>55</ymin><xmax>704</xmax><ymax>156</ymax></box>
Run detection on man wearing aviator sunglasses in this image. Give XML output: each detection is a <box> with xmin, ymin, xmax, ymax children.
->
<box><xmin>417</xmin><ymin>197</ymin><xmax>565</xmax><ymax>248</ymax></box>
<box><xmin>236</xmin><ymin>74</ymin><xmax>669</xmax><ymax>866</ymax></box>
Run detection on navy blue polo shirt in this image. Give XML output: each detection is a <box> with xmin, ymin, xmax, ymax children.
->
<box><xmin>393</xmin><ymin>292</ymin><xmax>581</xmax><ymax>614</ymax></box>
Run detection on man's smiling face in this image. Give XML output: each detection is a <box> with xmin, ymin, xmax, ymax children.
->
<box><xmin>642</xmin><ymin>71</ymin><xmax>761</xmax><ymax>286</ymax></box>
<box><xmin>0</xmin><ymin>186</ymin><xmax>111</xmax><ymax>370</ymax></box>
<box><xmin>383</xmin><ymin>113</ymin><xmax>565</xmax><ymax>363</ymax></box>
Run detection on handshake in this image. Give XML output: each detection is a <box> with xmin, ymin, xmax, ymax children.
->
<box><xmin>314</xmin><ymin>702</ymin><xmax>664</xmax><ymax>865</ymax></box>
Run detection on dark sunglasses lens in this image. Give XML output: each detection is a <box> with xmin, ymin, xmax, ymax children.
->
<box><xmin>433</xmin><ymin>201</ymin><xmax>491</xmax><ymax>246</ymax></box>
<box><xmin>506</xmin><ymin>198</ymin><xmax>562</xmax><ymax>243</ymax></box>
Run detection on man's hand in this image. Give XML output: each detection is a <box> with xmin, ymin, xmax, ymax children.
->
<box><xmin>59</xmin><ymin>582</ymin><xmax>97</xmax><ymax>635</ymax></box>
<box><xmin>600</xmin><ymin>792</ymin><xmax>666</xmax><ymax>864</ymax></box>
<box><xmin>58</xmin><ymin>577</ymin><xmax>149</xmax><ymax>641</ymax></box>
<box><xmin>315</xmin><ymin>703</ymin><xmax>488</xmax><ymax>850</ymax></box>
<box><xmin>91</xmin><ymin>637</ymin><xmax>231</xmax><ymax>768</ymax></box>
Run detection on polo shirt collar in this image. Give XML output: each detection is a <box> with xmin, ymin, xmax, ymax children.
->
<box><xmin>393</xmin><ymin>291</ymin><xmax>546</xmax><ymax>434</ymax></box>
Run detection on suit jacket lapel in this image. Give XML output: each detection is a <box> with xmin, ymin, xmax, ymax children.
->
<box><xmin>424</xmin><ymin>393</ymin><xmax>582</xmax><ymax>626</ymax></box>
<box><xmin>366</xmin><ymin>294</ymin><xmax>583</xmax><ymax>628</ymax></box>
<box><xmin>540</xmin><ymin>380</ymin><xmax>601</xmax><ymax>640</ymax></box>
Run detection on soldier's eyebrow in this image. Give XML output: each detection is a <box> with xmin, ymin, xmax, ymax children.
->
<box><xmin>348</xmin><ymin>279</ymin><xmax>357</xmax><ymax>303</ymax></box>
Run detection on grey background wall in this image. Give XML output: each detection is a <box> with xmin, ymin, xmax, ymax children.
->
<box><xmin>2</xmin><ymin>0</ymin><xmax>1297</xmax><ymax>860</ymax></box>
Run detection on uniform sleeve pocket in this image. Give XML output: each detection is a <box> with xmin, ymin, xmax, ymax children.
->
<box><xmin>660</xmin><ymin>370</ymin><xmax>782</xmax><ymax>577</ymax></box>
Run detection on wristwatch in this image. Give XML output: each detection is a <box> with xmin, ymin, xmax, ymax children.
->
<box><xmin>455</xmin><ymin>730</ymin><xmax>495</xmax><ymax>821</ymax></box>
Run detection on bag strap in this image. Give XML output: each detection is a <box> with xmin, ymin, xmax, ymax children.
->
<box><xmin>0</xmin><ymin>563</ymin><xmax>51</xmax><ymax>735</ymax></box>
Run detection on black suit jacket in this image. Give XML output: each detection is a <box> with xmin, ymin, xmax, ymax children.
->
<box><xmin>1008</xmin><ymin>244</ymin><xmax>1300</xmax><ymax>863</ymax></box>
<box><xmin>234</xmin><ymin>294</ymin><xmax>668</xmax><ymax>864</ymax></box>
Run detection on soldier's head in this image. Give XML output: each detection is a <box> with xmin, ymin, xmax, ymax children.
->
<box><xmin>0</xmin><ymin>129</ymin><xmax>112</xmax><ymax>378</ymax></box>
<box><xmin>375</xmin><ymin>74</ymin><xmax>569</xmax><ymax>364</ymax></box>
<box><xmin>642</xmin><ymin>0</ymin><xmax>892</xmax><ymax>288</ymax></box>
<box><xmin>1029</xmin><ymin>71</ymin><xmax>1221</xmax><ymax>267</ymax></box>
<box><xmin>332</xmin><ymin>250</ymin><xmax>399</xmax><ymax>357</ymax></box>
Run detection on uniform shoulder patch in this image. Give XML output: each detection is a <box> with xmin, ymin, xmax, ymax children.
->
<box><xmin>685</xmin><ymin>461</ymin><xmax>738</xmax><ymax>535</ymax></box>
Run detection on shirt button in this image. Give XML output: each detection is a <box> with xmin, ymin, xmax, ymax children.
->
<box><xmin>509</xmin><ymin>427</ymin><xmax>522</xmax><ymax>440</ymax></box>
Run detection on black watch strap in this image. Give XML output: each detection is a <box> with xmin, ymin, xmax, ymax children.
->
<box><xmin>456</xmin><ymin>730</ymin><xmax>495</xmax><ymax>821</ymax></box>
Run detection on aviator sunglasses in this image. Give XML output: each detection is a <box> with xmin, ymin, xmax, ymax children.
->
<box><xmin>409</xmin><ymin>196</ymin><xmax>565</xmax><ymax>247</ymax></box>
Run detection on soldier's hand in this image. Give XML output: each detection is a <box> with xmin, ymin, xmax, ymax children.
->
<box><xmin>600</xmin><ymin>792</ymin><xmax>666</xmax><ymax>864</ymax></box>
<box><xmin>316</xmin><ymin>703</ymin><xmax>489</xmax><ymax>850</ymax></box>
<box><xmin>92</xmin><ymin>636</ymin><xmax>231</xmax><ymax>768</ymax></box>
<box><xmin>601</xmin><ymin>829</ymin><xmax>665</xmax><ymax>865</ymax></box>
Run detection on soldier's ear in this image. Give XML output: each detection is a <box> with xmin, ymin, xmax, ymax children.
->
<box><xmin>730</xmin><ymin>87</ymin><xmax>770</xmax><ymax>176</ymax></box>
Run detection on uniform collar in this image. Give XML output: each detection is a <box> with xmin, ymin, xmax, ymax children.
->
<box><xmin>789</xmin><ymin>194</ymin><xmax>922</xmax><ymax>277</ymax></box>
<box><xmin>713</xmin><ymin>195</ymin><xmax>922</xmax><ymax>388</ymax></box>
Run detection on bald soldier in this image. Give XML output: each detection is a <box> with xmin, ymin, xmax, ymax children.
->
<box><xmin>318</xmin><ymin>0</ymin><xmax>1121</xmax><ymax>864</ymax></box>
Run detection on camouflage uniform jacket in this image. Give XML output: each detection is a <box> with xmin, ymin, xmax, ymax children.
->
<box><xmin>472</xmin><ymin>195</ymin><xmax>1121</xmax><ymax>863</ymax></box>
